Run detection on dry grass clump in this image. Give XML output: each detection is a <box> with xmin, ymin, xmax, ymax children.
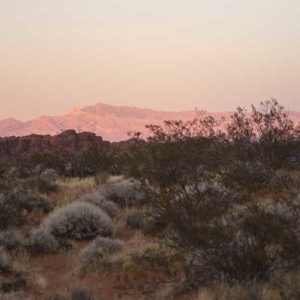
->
<box><xmin>79</xmin><ymin>192</ymin><xmax>118</xmax><ymax>217</ymax></box>
<box><xmin>100</xmin><ymin>178</ymin><xmax>145</xmax><ymax>207</ymax></box>
<box><xmin>80</xmin><ymin>236</ymin><xmax>123</xmax><ymax>266</ymax></box>
<box><xmin>39</xmin><ymin>202</ymin><xmax>114</xmax><ymax>241</ymax></box>
<box><xmin>52</xmin><ymin>177</ymin><xmax>97</xmax><ymax>206</ymax></box>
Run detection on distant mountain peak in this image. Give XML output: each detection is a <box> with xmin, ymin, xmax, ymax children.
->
<box><xmin>1</xmin><ymin>103</ymin><xmax>300</xmax><ymax>141</ymax></box>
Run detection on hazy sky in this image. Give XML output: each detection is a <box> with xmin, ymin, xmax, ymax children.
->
<box><xmin>0</xmin><ymin>0</ymin><xmax>300</xmax><ymax>120</ymax></box>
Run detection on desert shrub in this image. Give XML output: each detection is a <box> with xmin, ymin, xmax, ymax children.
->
<box><xmin>196</xmin><ymin>200</ymin><xmax>300</xmax><ymax>286</ymax></box>
<box><xmin>3</xmin><ymin>190</ymin><xmax>51</xmax><ymax>213</ymax></box>
<box><xmin>36</xmin><ymin>177</ymin><xmax>58</xmax><ymax>194</ymax></box>
<box><xmin>223</xmin><ymin>160</ymin><xmax>286</xmax><ymax>192</ymax></box>
<box><xmin>79</xmin><ymin>192</ymin><xmax>118</xmax><ymax>217</ymax></box>
<box><xmin>0</xmin><ymin>190</ymin><xmax>52</xmax><ymax>229</ymax></box>
<box><xmin>187</xmin><ymin>232</ymin><xmax>274</xmax><ymax>286</ymax></box>
<box><xmin>40</xmin><ymin>168</ymin><xmax>58</xmax><ymax>182</ymax></box>
<box><xmin>129</xmin><ymin>247</ymin><xmax>172</xmax><ymax>272</ymax></box>
<box><xmin>50</xmin><ymin>288</ymin><xmax>99</xmax><ymax>300</ymax></box>
<box><xmin>194</xmin><ymin>282</ymin><xmax>273</xmax><ymax>300</ymax></box>
<box><xmin>94</xmin><ymin>172</ymin><xmax>110</xmax><ymax>185</ymax></box>
<box><xmin>0</xmin><ymin>230</ymin><xmax>25</xmax><ymax>251</ymax></box>
<box><xmin>126</xmin><ymin>210</ymin><xmax>146</xmax><ymax>229</ymax></box>
<box><xmin>40</xmin><ymin>202</ymin><xmax>114</xmax><ymax>240</ymax></box>
<box><xmin>146</xmin><ymin>178</ymin><xmax>300</xmax><ymax>288</ymax></box>
<box><xmin>80</xmin><ymin>236</ymin><xmax>123</xmax><ymax>265</ymax></box>
<box><xmin>269</xmin><ymin>271</ymin><xmax>300</xmax><ymax>300</ymax></box>
<box><xmin>70</xmin><ymin>287</ymin><xmax>98</xmax><ymax>300</ymax></box>
<box><xmin>242</xmin><ymin>200</ymin><xmax>300</xmax><ymax>266</ymax></box>
<box><xmin>96</xmin><ymin>199</ymin><xmax>118</xmax><ymax>218</ymax></box>
<box><xmin>22</xmin><ymin>167</ymin><xmax>59</xmax><ymax>194</ymax></box>
<box><xmin>100</xmin><ymin>178</ymin><xmax>145</xmax><ymax>207</ymax></box>
<box><xmin>0</xmin><ymin>247</ymin><xmax>12</xmax><ymax>273</ymax></box>
<box><xmin>24</xmin><ymin>176</ymin><xmax>58</xmax><ymax>195</ymax></box>
<box><xmin>28</xmin><ymin>228</ymin><xmax>61</xmax><ymax>255</ymax></box>
<box><xmin>50</xmin><ymin>295</ymin><xmax>67</xmax><ymax>300</ymax></box>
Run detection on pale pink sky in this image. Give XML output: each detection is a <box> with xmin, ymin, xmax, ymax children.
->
<box><xmin>0</xmin><ymin>0</ymin><xmax>300</xmax><ymax>120</ymax></box>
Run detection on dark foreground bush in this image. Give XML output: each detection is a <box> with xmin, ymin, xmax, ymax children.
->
<box><xmin>40</xmin><ymin>202</ymin><xmax>114</xmax><ymax>240</ymax></box>
<box><xmin>50</xmin><ymin>287</ymin><xmax>99</xmax><ymax>300</ymax></box>
<box><xmin>70</xmin><ymin>287</ymin><xmax>99</xmax><ymax>300</ymax></box>
<box><xmin>0</xmin><ymin>190</ymin><xmax>52</xmax><ymax>229</ymax></box>
<box><xmin>0</xmin><ymin>230</ymin><xmax>25</xmax><ymax>251</ymax></box>
<box><xmin>148</xmin><ymin>180</ymin><xmax>300</xmax><ymax>288</ymax></box>
<box><xmin>0</xmin><ymin>247</ymin><xmax>12</xmax><ymax>273</ymax></box>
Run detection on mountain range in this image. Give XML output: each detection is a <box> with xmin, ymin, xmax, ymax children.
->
<box><xmin>1</xmin><ymin>103</ymin><xmax>300</xmax><ymax>141</ymax></box>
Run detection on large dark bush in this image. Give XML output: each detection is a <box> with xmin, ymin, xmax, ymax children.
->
<box><xmin>149</xmin><ymin>183</ymin><xmax>300</xmax><ymax>287</ymax></box>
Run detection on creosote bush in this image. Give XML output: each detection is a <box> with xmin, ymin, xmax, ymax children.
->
<box><xmin>142</xmin><ymin>176</ymin><xmax>300</xmax><ymax>288</ymax></box>
<box><xmin>40</xmin><ymin>202</ymin><xmax>114</xmax><ymax>241</ymax></box>
<box><xmin>80</xmin><ymin>236</ymin><xmax>123</xmax><ymax>266</ymax></box>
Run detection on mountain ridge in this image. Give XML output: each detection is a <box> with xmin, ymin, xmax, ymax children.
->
<box><xmin>1</xmin><ymin>103</ymin><xmax>300</xmax><ymax>141</ymax></box>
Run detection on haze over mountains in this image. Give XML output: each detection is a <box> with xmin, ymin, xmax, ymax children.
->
<box><xmin>1</xmin><ymin>103</ymin><xmax>300</xmax><ymax>142</ymax></box>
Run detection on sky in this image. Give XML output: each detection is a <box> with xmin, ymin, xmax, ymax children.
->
<box><xmin>0</xmin><ymin>0</ymin><xmax>300</xmax><ymax>120</ymax></box>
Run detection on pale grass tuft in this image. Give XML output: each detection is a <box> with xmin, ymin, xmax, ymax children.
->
<box><xmin>52</xmin><ymin>177</ymin><xmax>97</xmax><ymax>206</ymax></box>
<box><xmin>35</xmin><ymin>274</ymin><xmax>48</xmax><ymax>289</ymax></box>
